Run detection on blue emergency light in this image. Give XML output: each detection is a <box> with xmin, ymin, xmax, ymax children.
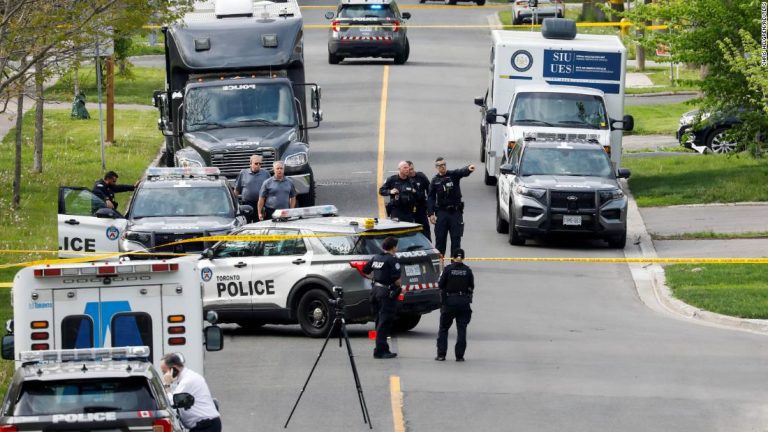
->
<box><xmin>369</xmin><ymin>4</ymin><xmax>383</xmax><ymax>9</ymax></box>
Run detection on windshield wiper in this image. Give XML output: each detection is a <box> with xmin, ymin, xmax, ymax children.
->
<box><xmin>236</xmin><ymin>118</ymin><xmax>283</xmax><ymax>127</ymax></box>
<box><xmin>513</xmin><ymin>119</ymin><xmax>555</xmax><ymax>127</ymax></box>
<box><xmin>558</xmin><ymin>120</ymin><xmax>601</xmax><ymax>129</ymax></box>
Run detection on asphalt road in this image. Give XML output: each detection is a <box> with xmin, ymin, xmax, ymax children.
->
<box><xmin>194</xmin><ymin>3</ymin><xmax>768</xmax><ymax>431</ymax></box>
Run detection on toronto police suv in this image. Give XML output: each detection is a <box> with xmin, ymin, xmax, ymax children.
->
<box><xmin>325</xmin><ymin>0</ymin><xmax>411</xmax><ymax>65</ymax></box>
<box><xmin>495</xmin><ymin>139</ymin><xmax>631</xmax><ymax>248</ymax></box>
<box><xmin>57</xmin><ymin>167</ymin><xmax>252</xmax><ymax>258</ymax></box>
<box><xmin>197</xmin><ymin>205</ymin><xmax>441</xmax><ymax>337</ymax></box>
<box><xmin>0</xmin><ymin>347</ymin><xmax>193</xmax><ymax>432</ymax></box>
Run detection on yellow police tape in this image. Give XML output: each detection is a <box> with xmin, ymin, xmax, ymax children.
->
<box><xmin>304</xmin><ymin>22</ymin><xmax>668</xmax><ymax>30</ymax></box>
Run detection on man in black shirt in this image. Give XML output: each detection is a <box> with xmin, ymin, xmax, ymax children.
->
<box><xmin>379</xmin><ymin>161</ymin><xmax>418</xmax><ymax>222</ymax></box>
<box><xmin>92</xmin><ymin>171</ymin><xmax>136</xmax><ymax>212</ymax></box>
<box><xmin>362</xmin><ymin>236</ymin><xmax>402</xmax><ymax>359</ymax></box>
<box><xmin>427</xmin><ymin>157</ymin><xmax>475</xmax><ymax>257</ymax></box>
<box><xmin>435</xmin><ymin>248</ymin><xmax>474</xmax><ymax>362</ymax></box>
<box><xmin>406</xmin><ymin>161</ymin><xmax>431</xmax><ymax>241</ymax></box>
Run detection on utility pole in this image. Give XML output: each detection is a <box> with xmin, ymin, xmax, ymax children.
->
<box><xmin>106</xmin><ymin>55</ymin><xmax>115</xmax><ymax>144</ymax></box>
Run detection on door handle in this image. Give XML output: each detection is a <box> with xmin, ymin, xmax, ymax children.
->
<box><xmin>234</xmin><ymin>262</ymin><xmax>247</xmax><ymax>268</ymax></box>
<box><xmin>65</xmin><ymin>219</ymin><xmax>80</xmax><ymax>225</ymax></box>
<box><xmin>292</xmin><ymin>258</ymin><xmax>306</xmax><ymax>265</ymax></box>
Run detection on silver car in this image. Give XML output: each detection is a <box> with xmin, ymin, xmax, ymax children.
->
<box><xmin>495</xmin><ymin>140</ymin><xmax>631</xmax><ymax>248</ymax></box>
<box><xmin>511</xmin><ymin>0</ymin><xmax>564</xmax><ymax>25</ymax></box>
<box><xmin>198</xmin><ymin>206</ymin><xmax>441</xmax><ymax>337</ymax></box>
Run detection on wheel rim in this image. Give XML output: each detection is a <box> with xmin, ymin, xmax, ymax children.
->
<box><xmin>710</xmin><ymin>131</ymin><xmax>736</xmax><ymax>153</ymax></box>
<box><xmin>305</xmin><ymin>300</ymin><xmax>328</xmax><ymax>329</ymax></box>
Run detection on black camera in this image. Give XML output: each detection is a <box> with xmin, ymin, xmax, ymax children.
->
<box><xmin>328</xmin><ymin>286</ymin><xmax>345</xmax><ymax>312</ymax></box>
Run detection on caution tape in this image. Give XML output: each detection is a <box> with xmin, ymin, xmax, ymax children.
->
<box><xmin>304</xmin><ymin>22</ymin><xmax>668</xmax><ymax>30</ymax></box>
<box><xmin>461</xmin><ymin>257</ymin><xmax>768</xmax><ymax>264</ymax></box>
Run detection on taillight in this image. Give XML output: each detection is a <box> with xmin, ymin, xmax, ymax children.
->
<box><xmin>31</xmin><ymin>332</ymin><xmax>49</xmax><ymax>340</ymax></box>
<box><xmin>31</xmin><ymin>321</ymin><xmax>49</xmax><ymax>329</ymax></box>
<box><xmin>34</xmin><ymin>268</ymin><xmax>62</xmax><ymax>277</ymax></box>
<box><xmin>168</xmin><ymin>326</ymin><xmax>186</xmax><ymax>334</ymax></box>
<box><xmin>349</xmin><ymin>261</ymin><xmax>368</xmax><ymax>278</ymax></box>
<box><xmin>31</xmin><ymin>343</ymin><xmax>49</xmax><ymax>350</ymax></box>
<box><xmin>168</xmin><ymin>337</ymin><xmax>186</xmax><ymax>346</ymax></box>
<box><xmin>331</xmin><ymin>20</ymin><xmax>341</xmax><ymax>32</ymax></box>
<box><xmin>0</xmin><ymin>425</ymin><xmax>18</xmax><ymax>432</ymax></box>
<box><xmin>392</xmin><ymin>20</ymin><xmax>400</xmax><ymax>32</ymax></box>
<box><xmin>153</xmin><ymin>419</ymin><xmax>172</xmax><ymax>432</ymax></box>
<box><xmin>398</xmin><ymin>293</ymin><xmax>405</xmax><ymax>301</ymax></box>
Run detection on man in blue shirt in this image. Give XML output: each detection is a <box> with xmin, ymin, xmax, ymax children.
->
<box><xmin>234</xmin><ymin>155</ymin><xmax>270</xmax><ymax>222</ymax></box>
<box><xmin>258</xmin><ymin>161</ymin><xmax>297</xmax><ymax>220</ymax></box>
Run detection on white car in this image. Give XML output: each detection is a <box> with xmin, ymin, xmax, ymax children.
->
<box><xmin>511</xmin><ymin>0</ymin><xmax>564</xmax><ymax>25</ymax></box>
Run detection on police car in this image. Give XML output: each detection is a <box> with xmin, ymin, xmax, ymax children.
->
<box><xmin>198</xmin><ymin>205</ymin><xmax>441</xmax><ymax>337</ymax></box>
<box><xmin>325</xmin><ymin>0</ymin><xmax>411</xmax><ymax>65</ymax></box>
<box><xmin>58</xmin><ymin>167</ymin><xmax>252</xmax><ymax>258</ymax></box>
<box><xmin>0</xmin><ymin>347</ymin><xmax>192</xmax><ymax>432</ymax></box>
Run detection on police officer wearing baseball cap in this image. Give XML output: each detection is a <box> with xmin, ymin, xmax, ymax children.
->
<box><xmin>435</xmin><ymin>248</ymin><xmax>474</xmax><ymax>362</ymax></box>
<box><xmin>362</xmin><ymin>236</ymin><xmax>402</xmax><ymax>359</ymax></box>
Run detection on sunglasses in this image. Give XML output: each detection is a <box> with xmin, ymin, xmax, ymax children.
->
<box><xmin>435</xmin><ymin>163</ymin><xmax>446</xmax><ymax>167</ymax></box>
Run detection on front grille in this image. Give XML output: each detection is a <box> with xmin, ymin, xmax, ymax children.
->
<box><xmin>210</xmin><ymin>149</ymin><xmax>276</xmax><ymax>177</ymax></box>
<box><xmin>154</xmin><ymin>232</ymin><xmax>207</xmax><ymax>254</ymax></box>
<box><xmin>550</xmin><ymin>191</ymin><xmax>596</xmax><ymax>211</ymax></box>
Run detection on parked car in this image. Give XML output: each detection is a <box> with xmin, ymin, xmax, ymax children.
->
<box><xmin>677</xmin><ymin>109</ymin><xmax>741</xmax><ymax>154</ymax></box>
<box><xmin>511</xmin><ymin>0</ymin><xmax>564</xmax><ymax>25</ymax></box>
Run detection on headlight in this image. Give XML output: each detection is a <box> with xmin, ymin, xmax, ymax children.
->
<box><xmin>599</xmin><ymin>189</ymin><xmax>625</xmax><ymax>202</ymax></box>
<box><xmin>284</xmin><ymin>152</ymin><xmax>308</xmax><ymax>167</ymax></box>
<box><xmin>515</xmin><ymin>185</ymin><xmax>546</xmax><ymax>200</ymax></box>
<box><xmin>122</xmin><ymin>231</ymin><xmax>152</xmax><ymax>245</ymax></box>
<box><xmin>177</xmin><ymin>157</ymin><xmax>203</xmax><ymax>168</ymax></box>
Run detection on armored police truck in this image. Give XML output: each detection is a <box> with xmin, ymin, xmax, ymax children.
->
<box><xmin>155</xmin><ymin>0</ymin><xmax>322</xmax><ymax>206</ymax></box>
<box><xmin>1</xmin><ymin>257</ymin><xmax>223</xmax><ymax>374</ymax></box>
<box><xmin>477</xmin><ymin>18</ymin><xmax>634</xmax><ymax>186</ymax></box>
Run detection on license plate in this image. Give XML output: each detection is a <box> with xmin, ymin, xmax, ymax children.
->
<box><xmin>358</xmin><ymin>26</ymin><xmax>373</xmax><ymax>32</ymax></box>
<box><xmin>404</xmin><ymin>264</ymin><xmax>421</xmax><ymax>277</ymax></box>
<box><xmin>563</xmin><ymin>215</ymin><xmax>582</xmax><ymax>226</ymax></box>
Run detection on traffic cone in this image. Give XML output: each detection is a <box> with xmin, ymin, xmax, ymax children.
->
<box><xmin>368</xmin><ymin>330</ymin><xmax>377</xmax><ymax>340</ymax></box>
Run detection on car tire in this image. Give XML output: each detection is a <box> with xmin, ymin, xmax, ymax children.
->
<box><xmin>512</xmin><ymin>15</ymin><xmax>522</xmax><ymax>25</ymax></box>
<box><xmin>297</xmin><ymin>289</ymin><xmax>333</xmax><ymax>338</ymax></box>
<box><xmin>236</xmin><ymin>320</ymin><xmax>265</xmax><ymax>330</ymax></box>
<box><xmin>394</xmin><ymin>39</ymin><xmax>409</xmax><ymax>65</ymax></box>
<box><xmin>476</xmin><ymin>0</ymin><xmax>486</xmax><ymax>5</ymax></box>
<box><xmin>495</xmin><ymin>190</ymin><xmax>509</xmax><ymax>234</ymax></box>
<box><xmin>328</xmin><ymin>51</ymin><xmax>342</xmax><ymax>65</ymax></box>
<box><xmin>706</xmin><ymin>127</ymin><xmax>737</xmax><ymax>154</ymax></box>
<box><xmin>163</xmin><ymin>137</ymin><xmax>175</xmax><ymax>167</ymax></box>
<box><xmin>393</xmin><ymin>314</ymin><xmax>421</xmax><ymax>332</ymax></box>
<box><xmin>607</xmin><ymin>231</ymin><xmax>627</xmax><ymax>249</ymax></box>
<box><xmin>419</xmin><ymin>0</ymin><xmax>426</xmax><ymax>3</ymax></box>
<box><xmin>508</xmin><ymin>202</ymin><xmax>524</xmax><ymax>246</ymax></box>
<box><xmin>297</xmin><ymin>168</ymin><xmax>316</xmax><ymax>207</ymax></box>
<box><xmin>445</xmin><ymin>0</ymin><xmax>457</xmax><ymax>5</ymax></box>
<box><xmin>483</xmin><ymin>167</ymin><xmax>497</xmax><ymax>186</ymax></box>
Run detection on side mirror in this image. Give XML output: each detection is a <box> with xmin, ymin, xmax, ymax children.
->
<box><xmin>611</xmin><ymin>115</ymin><xmax>634</xmax><ymax>131</ymax></box>
<box><xmin>172</xmin><ymin>392</ymin><xmax>195</xmax><ymax>410</ymax></box>
<box><xmin>94</xmin><ymin>207</ymin><xmax>122</xmax><ymax>219</ymax></box>
<box><xmin>1</xmin><ymin>335</ymin><xmax>14</xmax><ymax>361</ymax></box>
<box><xmin>617</xmin><ymin>168</ymin><xmax>631</xmax><ymax>179</ymax></box>
<box><xmin>239</xmin><ymin>204</ymin><xmax>254</xmax><ymax>217</ymax></box>
<box><xmin>204</xmin><ymin>325</ymin><xmax>223</xmax><ymax>351</ymax></box>
<box><xmin>201</xmin><ymin>248</ymin><xmax>214</xmax><ymax>260</ymax></box>
<box><xmin>485</xmin><ymin>108</ymin><xmax>507</xmax><ymax>125</ymax></box>
<box><xmin>152</xmin><ymin>90</ymin><xmax>163</xmax><ymax>108</ymax></box>
<box><xmin>324</xmin><ymin>11</ymin><xmax>334</xmax><ymax>19</ymax></box>
<box><xmin>401</xmin><ymin>12</ymin><xmax>411</xmax><ymax>20</ymax></box>
<box><xmin>474</xmin><ymin>97</ymin><xmax>484</xmax><ymax>107</ymax></box>
<box><xmin>499</xmin><ymin>163</ymin><xmax>516</xmax><ymax>175</ymax></box>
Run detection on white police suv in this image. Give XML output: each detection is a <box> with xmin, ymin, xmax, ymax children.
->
<box><xmin>198</xmin><ymin>205</ymin><xmax>442</xmax><ymax>337</ymax></box>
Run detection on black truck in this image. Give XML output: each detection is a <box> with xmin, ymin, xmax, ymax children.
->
<box><xmin>154</xmin><ymin>0</ymin><xmax>322</xmax><ymax>206</ymax></box>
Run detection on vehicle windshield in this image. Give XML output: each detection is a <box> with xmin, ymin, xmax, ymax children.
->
<box><xmin>511</xmin><ymin>92</ymin><xmax>608</xmax><ymax>130</ymax></box>
<box><xmin>130</xmin><ymin>186</ymin><xmax>234</xmax><ymax>218</ymax></box>
<box><xmin>362</xmin><ymin>231</ymin><xmax>433</xmax><ymax>254</ymax></box>
<box><xmin>185</xmin><ymin>83</ymin><xmax>297</xmax><ymax>131</ymax></box>
<box><xmin>520</xmin><ymin>147</ymin><xmax>613</xmax><ymax>177</ymax></box>
<box><xmin>14</xmin><ymin>377</ymin><xmax>158</xmax><ymax>416</ymax></box>
<box><xmin>339</xmin><ymin>4</ymin><xmax>396</xmax><ymax>19</ymax></box>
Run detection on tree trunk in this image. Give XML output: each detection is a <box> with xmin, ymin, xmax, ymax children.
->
<box><xmin>34</xmin><ymin>64</ymin><xmax>44</xmax><ymax>173</ymax></box>
<box><xmin>12</xmin><ymin>91</ymin><xmax>24</xmax><ymax>210</ymax></box>
<box><xmin>581</xmin><ymin>0</ymin><xmax>607</xmax><ymax>22</ymax></box>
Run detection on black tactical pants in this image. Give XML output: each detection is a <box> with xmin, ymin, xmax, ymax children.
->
<box><xmin>436</xmin><ymin>297</ymin><xmax>472</xmax><ymax>359</ymax></box>
<box><xmin>371</xmin><ymin>285</ymin><xmax>398</xmax><ymax>355</ymax></box>
<box><xmin>414</xmin><ymin>204</ymin><xmax>431</xmax><ymax>241</ymax></box>
<box><xmin>434</xmin><ymin>208</ymin><xmax>463</xmax><ymax>257</ymax></box>
<box><xmin>390</xmin><ymin>205</ymin><xmax>415</xmax><ymax>223</ymax></box>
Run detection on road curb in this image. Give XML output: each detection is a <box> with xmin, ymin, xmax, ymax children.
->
<box><xmin>626</xmin><ymin>91</ymin><xmax>700</xmax><ymax>98</ymax></box>
<box><xmin>623</xmin><ymin>181</ymin><xmax>768</xmax><ymax>335</ymax></box>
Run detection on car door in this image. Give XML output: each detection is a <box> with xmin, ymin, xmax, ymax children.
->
<box><xmin>58</xmin><ymin>187</ymin><xmax>128</xmax><ymax>257</ymax></box>
<box><xmin>249</xmin><ymin>228</ymin><xmax>312</xmax><ymax>310</ymax></box>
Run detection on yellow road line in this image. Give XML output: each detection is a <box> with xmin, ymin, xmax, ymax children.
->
<box><xmin>377</xmin><ymin>65</ymin><xmax>390</xmax><ymax>219</ymax></box>
<box><xmin>390</xmin><ymin>375</ymin><xmax>405</xmax><ymax>432</ymax></box>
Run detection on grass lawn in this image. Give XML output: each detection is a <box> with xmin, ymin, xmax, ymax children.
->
<box><xmin>625</xmin><ymin>102</ymin><xmax>694</xmax><ymax>135</ymax></box>
<box><xmin>666</xmin><ymin>264</ymin><xmax>768</xmax><ymax>319</ymax></box>
<box><xmin>653</xmin><ymin>232</ymin><xmax>768</xmax><ymax>240</ymax></box>
<box><xmin>623</xmin><ymin>154</ymin><xmax>768</xmax><ymax>207</ymax></box>
<box><xmin>44</xmin><ymin>66</ymin><xmax>164</xmax><ymax>106</ymax></box>
<box><xmin>626</xmin><ymin>66</ymin><xmax>701</xmax><ymax>95</ymax></box>
<box><xmin>0</xmin><ymin>108</ymin><xmax>159</xmax><ymax>397</ymax></box>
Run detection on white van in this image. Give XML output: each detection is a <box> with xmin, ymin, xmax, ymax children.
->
<box><xmin>476</xmin><ymin>19</ymin><xmax>634</xmax><ymax>185</ymax></box>
<box><xmin>1</xmin><ymin>257</ymin><xmax>223</xmax><ymax>373</ymax></box>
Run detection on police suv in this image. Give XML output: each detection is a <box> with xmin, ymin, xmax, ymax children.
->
<box><xmin>198</xmin><ymin>206</ymin><xmax>441</xmax><ymax>337</ymax></box>
<box><xmin>0</xmin><ymin>346</ymin><xmax>193</xmax><ymax>432</ymax></box>
<box><xmin>58</xmin><ymin>167</ymin><xmax>252</xmax><ymax>258</ymax></box>
<box><xmin>495</xmin><ymin>139</ymin><xmax>631</xmax><ymax>248</ymax></box>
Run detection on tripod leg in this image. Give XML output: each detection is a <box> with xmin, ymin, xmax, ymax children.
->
<box><xmin>284</xmin><ymin>319</ymin><xmax>337</xmax><ymax>428</ymax></box>
<box><xmin>340</xmin><ymin>318</ymin><xmax>373</xmax><ymax>429</ymax></box>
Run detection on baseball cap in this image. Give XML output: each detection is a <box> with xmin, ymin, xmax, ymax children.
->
<box><xmin>452</xmin><ymin>249</ymin><xmax>465</xmax><ymax>259</ymax></box>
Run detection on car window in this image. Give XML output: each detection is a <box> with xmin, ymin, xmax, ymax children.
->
<box><xmin>520</xmin><ymin>147</ymin><xmax>613</xmax><ymax>177</ymax></box>
<box><xmin>212</xmin><ymin>229</ymin><xmax>264</xmax><ymax>258</ymax></box>
<box><xmin>130</xmin><ymin>185</ymin><xmax>234</xmax><ymax>218</ymax></box>
<box><xmin>339</xmin><ymin>4</ymin><xmax>396</xmax><ymax>19</ymax></box>
<box><xmin>60</xmin><ymin>187</ymin><xmax>108</xmax><ymax>216</ymax></box>
<box><xmin>362</xmin><ymin>232</ymin><xmax>432</xmax><ymax>254</ymax></box>
<box><xmin>260</xmin><ymin>229</ymin><xmax>307</xmax><ymax>257</ymax></box>
<box><xmin>317</xmin><ymin>234</ymin><xmax>359</xmax><ymax>255</ymax></box>
<box><xmin>13</xmin><ymin>377</ymin><xmax>158</xmax><ymax>416</ymax></box>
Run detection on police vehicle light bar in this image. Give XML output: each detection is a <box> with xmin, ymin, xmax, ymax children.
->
<box><xmin>20</xmin><ymin>346</ymin><xmax>151</xmax><ymax>364</ymax></box>
<box><xmin>272</xmin><ymin>205</ymin><xmax>338</xmax><ymax>220</ymax></box>
<box><xmin>33</xmin><ymin>262</ymin><xmax>179</xmax><ymax>278</ymax></box>
<box><xmin>145</xmin><ymin>167</ymin><xmax>221</xmax><ymax>179</ymax></box>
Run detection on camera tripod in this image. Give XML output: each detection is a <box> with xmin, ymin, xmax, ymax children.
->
<box><xmin>284</xmin><ymin>287</ymin><xmax>372</xmax><ymax>429</ymax></box>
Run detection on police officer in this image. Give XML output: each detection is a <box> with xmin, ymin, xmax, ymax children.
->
<box><xmin>362</xmin><ymin>236</ymin><xmax>402</xmax><ymax>359</ymax></box>
<box><xmin>435</xmin><ymin>248</ymin><xmax>474</xmax><ymax>362</ymax></box>
<box><xmin>406</xmin><ymin>161</ymin><xmax>431</xmax><ymax>241</ymax></box>
<box><xmin>379</xmin><ymin>161</ymin><xmax>418</xmax><ymax>222</ymax></box>
<box><xmin>92</xmin><ymin>171</ymin><xmax>136</xmax><ymax>212</ymax></box>
<box><xmin>427</xmin><ymin>157</ymin><xmax>475</xmax><ymax>257</ymax></box>
<box><xmin>234</xmin><ymin>154</ymin><xmax>270</xmax><ymax>222</ymax></box>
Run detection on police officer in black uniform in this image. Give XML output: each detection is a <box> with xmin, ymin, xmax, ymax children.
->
<box><xmin>427</xmin><ymin>157</ymin><xmax>475</xmax><ymax>257</ymax></box>
<box><xmin>435</xmin><ymin>248</ymin><xmax>474</xmax><ymax>362</ymax></box>
<box><xmin>407</xmin><ymin>161</ymin><xmax>431</xmax><ymax>241</ymax></box>
<box><xmin>379</xmin><ymin>161</ymin><xmax>418</xmax><ymax>222</ymax></box>
<box><xmin>362</xmin><ymin>236</ymin><xmax>402</xmax><ymax>359</ymax></box>
<box><xmin>92</xmin><ymin>171</ymin><xmax>136</xmax><ymax>212</ymax></box>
